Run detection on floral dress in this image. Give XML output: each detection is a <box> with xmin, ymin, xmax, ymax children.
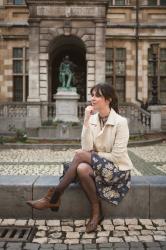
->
<box><xmin>91</xmin><ymin>153</ymin><xmax>131</xmax><ymax>205</ymax></box>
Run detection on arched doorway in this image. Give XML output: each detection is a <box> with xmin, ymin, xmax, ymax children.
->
<box><xmin>49</xmin><ymin>35</ymin><xmax>86</xmax><ymax>102</ymax></box>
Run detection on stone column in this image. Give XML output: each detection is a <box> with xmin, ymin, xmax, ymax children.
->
<box><xmin>148</xmin><ymin>105</ymin><xmax>162</xmax><ymax>132</ymax></box>
<box><xmin>26</xmin><ymin>20</ymin><xmax>41</xmax><ymax>128</ymax></box>
<box><xmin>95</xmin><ymin>21</ymin><xmax>106</xmax><ymax>84</ymax></box>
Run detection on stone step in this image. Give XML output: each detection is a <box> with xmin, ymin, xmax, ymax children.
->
<box><xmin>0</xmin><ymin>176</ymin><xmax>165</xmax><ymax>219</ymax></box>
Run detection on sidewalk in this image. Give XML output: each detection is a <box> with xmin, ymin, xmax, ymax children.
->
<box><xmin>0</xmin><ymin>142</ymin><xmax>165</xmax><ymax>176</ymax></box>
<box><xmin>0</xmin><ymin>218</ymin><xmax>166</xmax><ymax>249</ymax></box>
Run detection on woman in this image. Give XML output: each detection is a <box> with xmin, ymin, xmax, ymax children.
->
<box><xmin>27</xmin><ymin>83</ymin><xmax>133</xmax><ymax>233</ymax></box>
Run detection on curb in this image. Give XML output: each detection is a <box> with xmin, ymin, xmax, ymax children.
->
<box><xmin>0</xmin><ymin>138</ymin><xmax>164</xmax><ymax>149</ymax></box>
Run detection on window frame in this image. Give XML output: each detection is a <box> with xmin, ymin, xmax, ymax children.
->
<box><xmin>106</xmin><ymin>48</ymin><xmax>126</xmax><ymax>103</ymax></box>
<box><xmin>13</xmin><ymin>47</ymin><xmax>29</xmax><ymax>102</ymax></box>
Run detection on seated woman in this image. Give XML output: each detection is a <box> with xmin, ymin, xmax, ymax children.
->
<box><xmin>27</xmin><ymin>83</ymin><xmax>133</xmax><ymax>233</ymax></box>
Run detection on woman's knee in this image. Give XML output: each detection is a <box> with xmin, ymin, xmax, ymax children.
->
<box><xmin>77</xmin><ymin>163</ymin><xmax>91</xmax><ymax>176</ymax></box>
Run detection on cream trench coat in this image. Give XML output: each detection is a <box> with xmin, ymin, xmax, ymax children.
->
<box><xmin>81</xmin><ymin>108</ymin><xmax>133</xmax><ymax>171</ymax></box>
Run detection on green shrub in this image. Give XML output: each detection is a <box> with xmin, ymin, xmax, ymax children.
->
<box><xmin>15</xmin><ymin>129</ymin><xmax>27</xmax><ymax>142</ymax></box>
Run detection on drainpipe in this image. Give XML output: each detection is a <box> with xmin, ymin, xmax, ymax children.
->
<box><xmin>135</xmin><ymin>0</ymin><xmax>142</xmax><ymax>103</ymax></box>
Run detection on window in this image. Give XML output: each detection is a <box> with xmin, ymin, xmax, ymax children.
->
<box><xmin>148</xmin><ymin>0</ymin><xmax>157</xmax><ymax>5</ymax></box>
<box><xmin>13</xmin><ymin>48</ymin><xmax>29</xmax><ymax>102</ymax></box>
<box><xmin>148</xmin><ymin>0</ymin><xmax>166</xmax><ymax>5</ymax></box>
<box><xmin>148</xmin><ymin>48</ymin><xmax>166</xmax><ymax>104</ymax></box>
<box><xmin>106</xmin><ymin>48</ymin><xmax>126</xmax><ymax>103</ymax></box>
<box><xmin>6</xmin><ymin>0</ymin><xmax>25</xmax><ymax>5</ymax></box>
<box><xmin>109</xmin><ymin>0</ymin><xmax>126</xmax><ymax>5</ymax></box>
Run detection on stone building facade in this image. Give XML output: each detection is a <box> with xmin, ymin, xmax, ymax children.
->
<box><xmin>0</xmin><ymin>0</ymin><xmax>166</xmax><ymax>130</ymax></box>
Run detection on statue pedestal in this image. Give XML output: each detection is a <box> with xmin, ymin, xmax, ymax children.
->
<box><xmin>53</xmin><ymin>87</ymin><xmax>80</xmax><ymax>122</ymax></box>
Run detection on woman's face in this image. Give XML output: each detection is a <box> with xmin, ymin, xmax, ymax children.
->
<box><xmin>91</xmin><ymin>90</ymin><xmax>110</xmax><ymax>111</ymax></box>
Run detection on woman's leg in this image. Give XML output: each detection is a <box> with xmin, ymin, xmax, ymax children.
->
<box><xmin>27</xmin><ymin>150</ymin><xmax>92</xmax><ymax>210</ymax></box>
<box><xmin>77</xmin><ymin>163</ymin><xmax>102</xmax><ymax>233</ymax></box>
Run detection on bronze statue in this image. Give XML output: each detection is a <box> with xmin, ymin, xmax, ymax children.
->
<box><xmin>59</xmin><ymin>55</ymin><xmax>76</xmax><ymax>89</ymax></box>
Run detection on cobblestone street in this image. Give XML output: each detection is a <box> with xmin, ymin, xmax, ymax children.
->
<box><xmin>0</xmin><ymin>142</ymin><xmax>165</xmax><ymax>176</ymax></box>
<box><xmin>0</xmin><ymin>218</ymin><xmax>166</xmax><ymax>249</ymax></box>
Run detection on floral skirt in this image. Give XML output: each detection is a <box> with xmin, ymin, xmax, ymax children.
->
<box><xmin>91</xmin><ymin>153</ymin><xmax>131</xmax><ymax>206</ymax></box>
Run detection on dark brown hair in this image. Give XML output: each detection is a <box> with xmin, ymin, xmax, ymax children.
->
<box><xmin>90</xmin><ymin>83</ymin><xmax>119</xmax><ymax>113</ymax></box>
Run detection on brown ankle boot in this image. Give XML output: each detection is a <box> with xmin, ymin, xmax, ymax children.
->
<box><xmin>26</xmin><ymin>188</ymin><xmax>61</xmax><ymax>211</ymax></box>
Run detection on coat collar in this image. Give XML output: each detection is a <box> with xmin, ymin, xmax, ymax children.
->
<box><xmin>90</xmin><ymin>108</ymin><xmax>117</xmax><ymax>126</ymax></box>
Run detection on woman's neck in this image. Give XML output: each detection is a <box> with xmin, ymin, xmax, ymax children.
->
<box><xmin>98</xmin><ymin>107</ymin><xmax>111</xmax><ymax>118</ymax></box>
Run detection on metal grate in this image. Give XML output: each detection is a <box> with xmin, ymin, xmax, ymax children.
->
<box><xmin>0</xmin><ymin>226</ymin><xmax>36</xmax><ymax>242</ymax></box>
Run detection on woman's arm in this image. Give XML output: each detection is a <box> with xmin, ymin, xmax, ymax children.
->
<box><xmin>81</xmin><ymin>106</ymin><xmax>94</xmax><ymax>151</ymax></box>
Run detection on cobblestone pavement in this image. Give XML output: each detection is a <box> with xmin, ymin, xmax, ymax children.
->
<box><xmin>0</xmin><ymin>218</ymin><xmax>166</xmax><ymax>249</ymax></box>
<box><xmin>0</xmin><ymin>142</ymin><xmax>166</xmax><ymax>176</ymax></box>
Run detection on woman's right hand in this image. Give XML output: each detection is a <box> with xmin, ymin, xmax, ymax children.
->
<box><xmin>84</xmin><ymin>105</ymin><xmax>95</xmax><ymax>121</ymax></box>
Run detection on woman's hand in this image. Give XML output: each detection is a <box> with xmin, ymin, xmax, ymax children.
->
<box><xmin>84</xmin><ymin>105</ymin><xmax>95</xmax><ymax>126</ymax></box>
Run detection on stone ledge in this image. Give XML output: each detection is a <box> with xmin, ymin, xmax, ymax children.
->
<box><xmin>0</xmin><ymin>176</ymin><xmax>165</xmax><ymax>219</ymax></box>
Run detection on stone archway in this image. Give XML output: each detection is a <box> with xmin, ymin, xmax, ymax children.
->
<box><xmin>48</xmin><ymin>35</ymin><xmax>86</xmax><ymax>102</ymax></box>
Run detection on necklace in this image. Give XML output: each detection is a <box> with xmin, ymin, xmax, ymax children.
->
<box><xmin>99</xmin><ymin>113</ymin><xmax>109</xmax><ymax>129</ymax></box>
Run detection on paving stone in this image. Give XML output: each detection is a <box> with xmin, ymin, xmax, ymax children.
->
<box><xmin>46</xmin><ymin>220</ymin><xmax>60</xmax><ymax>227</ymax></box>
<box><xmin>64</xmin><ymin>239</ymin><xmax>79</xmax><ymax>244</ymax></box>
<box><xmin>15</xmin><ymin>219</ymin><xmax>27</xmax><ymax>226</ymax></box>
<box><xmin>61</xmin><ymin>226</ymin><xmax>73</xmax><ymax>232</ymax></box>
<box><xmin>99</xmin><ymin>243</ymin><xmax>113</xmax><ymax>248</ymax></box>
<box><xmin>130</xmin><ymin>248</ymin><xmax>144</xmax><ymax>250</ymax></box>
<box><xmin>48</xmin><ymin>232</ymin><xmax>62</xmax><ymax>239</ymax></box>
<box><xmin>61</xmin><ymin>220</ymin><xmax>74</xmax><ymax>226</ymax></box>
<box><xmin>138</xmin><ymin>235</ymin><xmax>154</xmax><ymax>242</ymax></box>
<box><xmin>97</xmin><ymin>231</ymin><xmax>110</xmax><ymax>237</ymax></box>
<box><xmin>153</xmin><ymin>230</ymin><xmax>165</xmax><ymax>235</ymax></box>
<box><xmin>28</xmin><ymin>219</ymin><xmax>35</xmax><ymax>226</ymax></box>
<box><xmin>115</xmin><ymin>226</ymin><xmax>128</xmax><ymax>231</ymax></box>
<box><xmin>66</xmin><ymin>232</ymin><xmax>80</xmax><ymax>239</ymax></box>
<box><xmin>96</xmin><ymin>237</ymin><xmax>108</xmax><ymax>243</ymax></box>
<box><xmin>82</xmin><ymin>232</ymin><xmax>96</xmax><ymax>239</ymax></box>
<box><xmin>6</xmin><ymin>243</ymin><xmax>22</xmax><ymax>248</ymax></box>
<box><xmin>109</xmin><ymin>237</ymin><xmax>124</xmax><ymax>242</ymax></box>
<box><xmin>113</xmin><ymin>231</ymin><xmax>126</xmax><ymax>237</ymax></box>
<box><xmin>128</xmin><ymin>225</ymin><xmax>143</xmax><ymax>230</ymax></box>
<box><xmin>48</xmin><ymin>239</ymin><xmax>62</xmax><ymax>244</ymax></box>
<box><xmin>153</xmin><ymin>235</ymin><xmax>166</xmax><ymax>241</ymax></box>
<box><xmin>24</xmin><ymin>243</ymin><xmax>40</xmax><ymax>250</ymax></box>
<box><xmin>36</xmin><ymin>230</ymin><xmax>47</xmax><ymax>237</ymax></box>
<box><xmin>125</xmin><ymin>218</ymin><xmax>138</xmax><ymax>225</ymax></box>
<box><xmin>124</xmin><ymin>236</ymin><xmax>138</xmax><ymax>242</ymax></box>
<box><xmin>35</xmin><ymin>220</ymin><xmax>46</xmax><ymax>226</ymax></box>
<box><xmin>74</xmin><ymin>220</ymin><xmax>86</xmax><ymax>227</ymax></box>
<box><xmin>113</xmin><ymin>219</ymin><xmax>125</xmax><ymax>226</ymax></box>
<box><xmin>152</xmin><ymin>219</ymin><xmax>166</xmax><ymax>226</ymax></box>
<box><xmin>145</xmin><ymin>225</ymin><xmax>156</xmax><ymax>230</ymax></box>
<box><xmin>100</xmin><ymin>219</ymin><xmax>112</xmax><ymax>225</ymax></box>
<box><xmin>146</xmin><ymin>248</ymin><xmax>161</xmax><ymax>250</ymax></box>
<box><xmin>103</xmin><ymin>225</ymin><xmax>114</xmax><ymax>231</ymax></box>
<box><xmin>75</xmin><ymin>226</ymin><xmax>86</xmax><ymax>232</ymax></box>
<box><xmin>128</xmin><ymin>230</ymin><xmax>141</xmax><ymax>236</ymax></box>
<box><xmin>141</xmin><ymin>230</ymin><xmax>153</xmax><ymax>235</ymax></box>
<box><xmin>139</xmin><ymin>219</ymin><xmax>153</xmax><ymax>226</ymax></box>
<box><xmin>49</xmin><ymin>226</ymin><xmax>61</xmax><ymax>232</ymax></box>
<box><xmin>33</xmin><ymin>237</ymin><xmax>48</xmax><ymax>244</ymax></box>
<box><xmin>1</xmin><ymin>219</ymin><xmax>16</xmax><ymax>225</ymax></box>
<box><xmin>80</xmin><ymin>239</ymin><xmax>92</xmax><ymax>244</ymax></box>
<box><xmin>38</xmin><ymin>226</ymin><xmax>48</xmax><ymax>231</ymax></box>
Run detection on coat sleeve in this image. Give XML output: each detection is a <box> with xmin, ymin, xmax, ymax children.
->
<box><xmin>81</xmin><ymin>125</ymin><xmax>94</xmax><ymax>151</ymax></box>
<box><xmin>98</xmin><ymin>118</ymin><xmax>129</xmax><ymax>164</ymax></box>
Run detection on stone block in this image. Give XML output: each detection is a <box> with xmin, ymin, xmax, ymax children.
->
<box><xmin>144</xmin><ymin>176</ymin><xmax>166</xmax><ymax>218</ymax></box>
<box><xmin>33</xmin><ymin>176</ymin><xmax>91</xmax><ymax>219</ymax></box>
<box><xmin>0</xmin><ymin>176</ymin><xmax>37</xmax><ymax>218</ymax></box>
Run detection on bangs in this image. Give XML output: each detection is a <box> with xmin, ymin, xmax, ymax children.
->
<box><xmin>90</xmin><ymin>85</ymin><xmax>103</xmax><ymax>97</ymax></box>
